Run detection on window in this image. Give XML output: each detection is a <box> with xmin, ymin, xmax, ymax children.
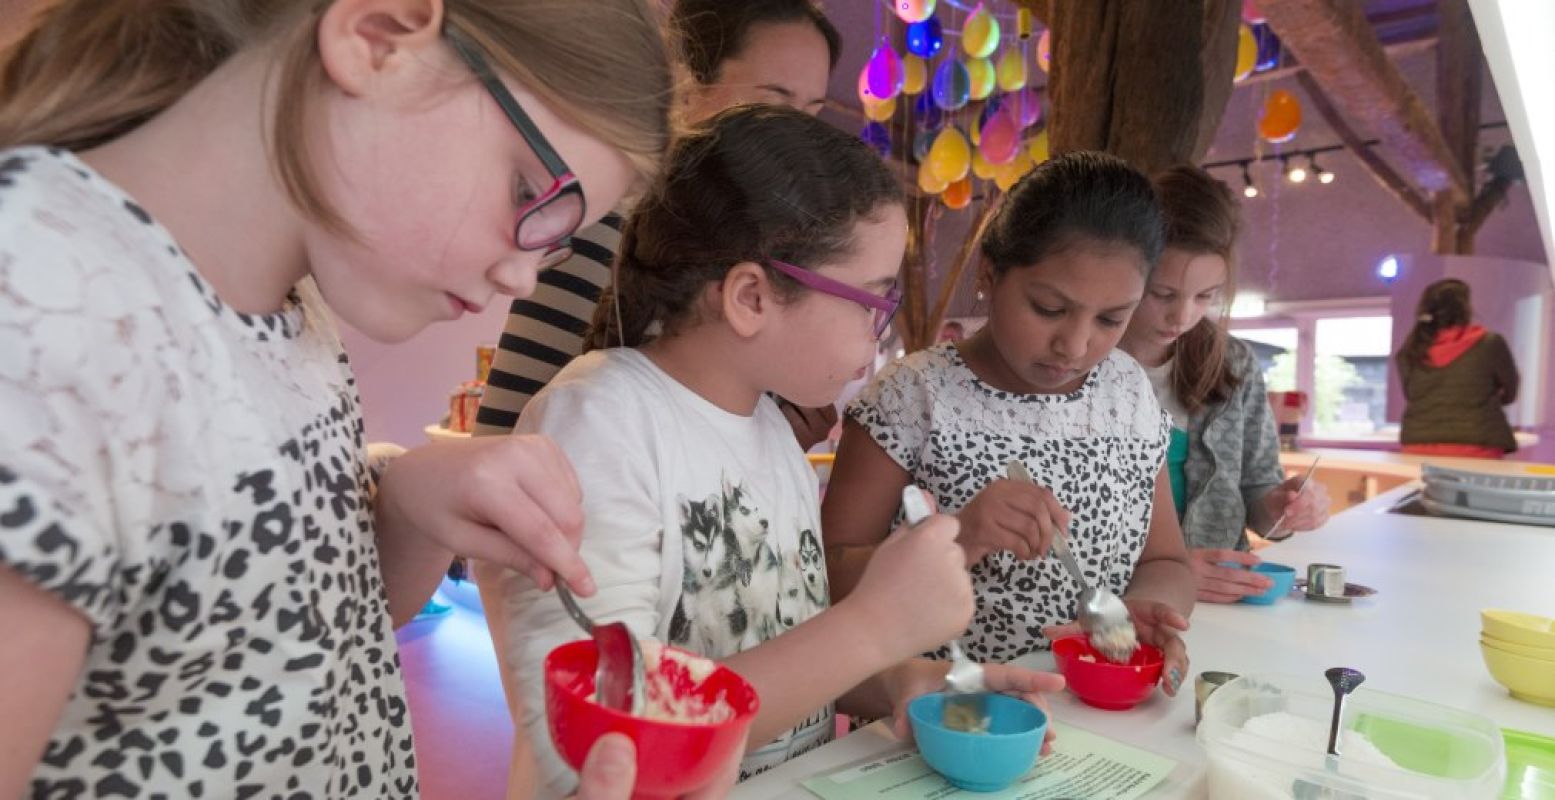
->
<box><xmin>1236</xmin><ymin>327</ymin><xmax>1298</xmax><ymax>392</ymax></box>
<box><xmin>1230</xmin><ymin>297</ymin><xmax>1394</xmax><ymax>442</ymax></box>
<box><xmin>1313</xmin><ymin>316</ymin><xmax>1393</xmax><ymax>437</ymax></box>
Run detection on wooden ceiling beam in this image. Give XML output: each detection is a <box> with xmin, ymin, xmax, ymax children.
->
<box><xmin>1295</xmin><ymin>71</ymin><xmax>1433</xmax><ymax>221</ymax></box>
<box><xmin>1258</xmin><ymin>0</ymin><xmax>1470</xmax><ymax>202</ymax></box>
<box><xmin>1237</xmin><ymin>34</ymin><xmax>1437</xmax><ymax>86</ymax></box>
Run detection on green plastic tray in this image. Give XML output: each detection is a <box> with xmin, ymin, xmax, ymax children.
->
<box><xmin>1503</xmin><ymin>728</ymin><xmax>1555</xmax><ymax>800</ymax></box>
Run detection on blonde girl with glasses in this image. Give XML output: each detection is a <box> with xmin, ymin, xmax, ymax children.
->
<box><xmin>0</xmin><ymin>0</ymin><xmax>679</xmax><ymax>796</ymax></box>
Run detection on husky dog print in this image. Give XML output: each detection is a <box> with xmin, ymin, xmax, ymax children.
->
<box><xmin>669</xmin><ymin>475</ymin><xmax>815</xmax><ymax>655</ymax></box>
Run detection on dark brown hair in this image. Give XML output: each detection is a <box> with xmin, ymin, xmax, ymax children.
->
<box><xmin>1396</xmin><ymin>278</ymin><xmax>1473</xmax><ymax>369</ymax></box>
<box><xmin>1</xmin><ymin>1</ymin><xmax>675</xmax><ymax>233</ymax></box>
<box><xmin>586</xmin><ymin>104</ymin><xmax>903</xmax><ymax>349</ymax></box>
<box><xmin>981</xmin><ymin>151</ymin><xmax>1164</xmax><ymax>278</ymax></box>
<box><xmin>1154</xmin><ymin>164</ymin><xmax>1242</xmax><ymax>414</ymax></box>
<box><xmin>671</xmin><ymin>0</ymin><xmax>842</xmax><ymax>85</ymax></box>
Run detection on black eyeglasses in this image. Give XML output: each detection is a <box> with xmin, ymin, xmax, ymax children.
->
<box><xmin>447</xmin><ymin>29</ymin><xmax>585</xmax><ymax>269</ymax></box>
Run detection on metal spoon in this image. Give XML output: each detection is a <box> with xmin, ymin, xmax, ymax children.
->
<box><xmin>1266</xmin><ymin>457</ymin><xmax>1322</xmax><ymax>542</ymax></box>
<box><xmin>1293</xmin><ymin>667</ymin><xmax>1368</xmax><ymax>800</ymax></box>
<box><xmin>900</xmin><ymin>485</ymin><xmax>988</xmax><ymax>732</ymax></box>
<box><xmin>555</xmin><ymin>582</ymin><xmax>646</xmax><ymax>716</ymax></box>
<box><xmin>1006</xmin><ymin>461</ymin><xmax>1137</xmax><ymax>663</ymax></box>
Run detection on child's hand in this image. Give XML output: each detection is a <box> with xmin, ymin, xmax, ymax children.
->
<box><xmin>1263</xmin><ymin>475</ymin><xmax>1331</xmax><ymax>535</ymax></box>
<box><xmin>956</xmin><ymin>478</ymin><xmax>1070</xmax><ymax>562</ymax></box>
<box><xmin>885</xmin><ymin>659</ymin><xmax>1064</xmax><ymax>754</ymax></box>
<box><xmin>1043</xmin><ymin>599</ymin><xmax>1190</xmax><ymax>696</ymax></box>
<box><xmin>571</xmin><ymin>733</ymin><xmax>741</xmax><ymax>799</ymax></box>
<box><xmin>846</xmin><ymin>514</ymin><xmax>973</xmax><ymax>659</ymax></box>
<box><xmin>1189</xmin><ymin>548</ymin><xmax>1271</xmax><ymax>604</ymax></box>
<box><xmin>377</xmin><ymin>436</ymin><xmax>593</xmax><ymax>594</ymax></box>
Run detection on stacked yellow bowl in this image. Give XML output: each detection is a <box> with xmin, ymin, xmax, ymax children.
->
<box><xmin>1480</xmin><ymin>609</ymin><xmax>1555</xmax><ymax>706</ymax></box>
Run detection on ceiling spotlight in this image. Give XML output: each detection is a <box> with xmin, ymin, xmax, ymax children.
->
<box><xmin>1309</xmin><ymin>153</ymin><xmax>1335</xmax><ymax>184</ymax></box>
<box><xmin>1241</xmin><ymin>162</ymin><xmax>1259</xmax><ymax>198</ymax></box>
<box><xmin>1285</xmin><ymin>155</ymin><xmax>1308</xmax><ymax>184</ymax></box>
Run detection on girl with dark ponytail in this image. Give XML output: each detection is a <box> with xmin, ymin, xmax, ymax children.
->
<box><xmin>483</xmin><ymin>104</ymin><xmax>1064</xmax><ymax>795</ymax></box>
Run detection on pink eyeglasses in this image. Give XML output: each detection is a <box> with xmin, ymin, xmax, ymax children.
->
<box><xmin>767</xmin><ymin>260</ymin><xmax>902</xmax><ymax>340</ymax></box>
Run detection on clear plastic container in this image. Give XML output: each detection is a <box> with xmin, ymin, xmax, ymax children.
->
<box><xmin>1196</xmin><ymin>673</ymin><xmax>1506</xmax><ymax>799</ymax></box>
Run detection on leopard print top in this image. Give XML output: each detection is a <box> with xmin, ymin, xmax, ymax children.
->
<box><xmin>0</xmin><ymin>147</ymin><xmax>415</xmax><ymax>798</ymax></box>
<box><xmin>848</xmin><ymin>343</ymin><xmax>1169</xmax><ymax>663</ymax></box>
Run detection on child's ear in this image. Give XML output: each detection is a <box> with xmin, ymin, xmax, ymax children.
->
<box><xmin>720</xmin><ymin>262</ymin><xmax>773</xmax><ymax>338</ymax></box>
<box><xmin>317</xmin><ymin>0</ymin><xmax>444</xmax><ymax>98</ymax></box>
<box><xmin>974</xmin><ymin>260</ymin><xmax>994</xmax><ymax>302</ymax></box>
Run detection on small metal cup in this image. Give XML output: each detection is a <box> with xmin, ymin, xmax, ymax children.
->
<box><xmin>1308</xmin><ymin>563</ymin><xmax>1347</xmax><ymax>598</ymax></box>
<box><xmin>1194</xmin><ymin>671</ymin><xmax>1239</xmax><ymax>725</ymax></box>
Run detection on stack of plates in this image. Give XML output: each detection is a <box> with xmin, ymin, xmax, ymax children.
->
<box><xmin>1419</xmin><ymin>464</ymin><xmax>1555</xmax><ymax>527</ymax></box>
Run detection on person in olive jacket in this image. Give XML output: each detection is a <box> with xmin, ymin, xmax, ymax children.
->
<box><xmin>1396</xmin><ymin>278</ymin><xmax>1520</xmax><ymax>459</ymax></box>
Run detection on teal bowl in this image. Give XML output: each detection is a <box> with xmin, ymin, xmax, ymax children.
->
<box><xmin>907</xmin><ymin>692</ymin><xmax>1047</xmax><ymax>792</ymax></box>
<box><xmin>1239</xmin><ymin>561</ymin><xmax>1297</xmax><ymax>605</ymax></box>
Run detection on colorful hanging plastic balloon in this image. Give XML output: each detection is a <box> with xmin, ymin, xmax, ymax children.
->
<box><xmin>1242</xmin><ymin>0</ymin><xmax>1266</xmax><ymax>24</ymax></box>
<box><xmin>905</xmin><ymin>17</ymin><xmax>943</xmax><ymax>58</ymax></box>
<box><xmin>863</xmin><ymin>95</ymin><xmax>897</xmax><ymax>122</ymax></box>
<box><xmin>1026</xmin><ymin>129</ymin><xmax>1050</xmax><ymax>164</ymax></box>
<box><xmin>1010</xmin><ymin>86</ymin><xmax>1043</xmax><ymax>128</ymax></box>
<box><xmin>972</xmin><ymin>148</ymin><xmax>996</xmax><ymax>180</ymax></box>
<box><xmin>918</xmin><ymin>164</ymin><xmax>949</xmax><ymax>194</ymax></box>
<box><xmin>1233</xmin><ymin>24</ymin><xmax>1256</xmax><ymax>83</ymax></box>
<box><xmin>996</xmin><ymin>47</ymin><xmax>1028</xmax><ymax>92</ymax></box>
<box><xmin>966</xmin><ymin>57</ymin><xmax>995</xmax><ymax>101</ymax></box>
<box><xmin>993</xmin><ymin>154</ymin><xmax>1027</xmax><ymax>191</ymax></box>
<box><xmin>973</xmin><ymin>99</ymin><xmax>1001</xmax><ymax>144</ymax></box>
<box><xmin>913</xmin><ymin>92</ymin><xmax>944</xmax><ymax>131</ymax></box>
<box><xmin>895</xmin><ymin>0</ymin><xmax>936</xmax><ymax>24</ymax></box>
<box><xmin>913</xmin><ymin>128</ymin><xmax>936</xmax><ymax>161</ymax></box>
<box><xmin>962</xmin><ymin>6</ymin><xmax>1001</xmax><ymax>59</ymax></box>
<box><xmin>1036</xmin><ymin>29</ymin><xmax>1052</xmax><ymax>73</ymax></box>
<box><xmin>902</xmin><ymin>54</ymin><xmax>928</xmax><ymax>95</ymax></box>
<box><xmin>860</xmin><ymin>122</ymin><xmax>892</xmax><ymax>158</ymax></box>
<box><xmin>931</xmin><ymin>59</ymin><xmax>971</xmax><ymax>111</ymax></box>
<box><xmin>864</xmin><ymin>42</ymin><xmax>904</xmax><ymax>102</ymax></box>
<box><xmin>943</xmin><ymin>176</ymin><xmax>973</xmax><ymax>209</ymax></box>
<box><xmin>1258</xmin><ymin>89</ymin><xmax>1302</xmax><ymax>143</ymax></box>
<box><xmin>1253</xmin><ymin>24</ymin><xmax>1280</xmax><ymax>72</ymax></box>
<box><xmin>927</xmin><ymin>126</ymin><xmax>971</xmax><ymax>184</ymax></box>
<box><xmin>980</xmin><ymin>108</ymin><xmax>1019</xmax><ymax>164</ymax></box>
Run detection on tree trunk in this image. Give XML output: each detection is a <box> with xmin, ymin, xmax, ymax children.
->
<box><xmin>1048</xmin><ymin>0</ymin><xmax>1238</xmax><ymax>174</ymax></box>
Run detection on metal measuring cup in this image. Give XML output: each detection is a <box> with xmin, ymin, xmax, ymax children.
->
<box><xmin>1307</xmin><ymin>564</ymin><xmax>1347</xmax><ymax>598</ymax></box>
<box><xmin>1194</xmin><ymin>671</ymin><xmax>1239</xmax><ymax>725</ymax></box>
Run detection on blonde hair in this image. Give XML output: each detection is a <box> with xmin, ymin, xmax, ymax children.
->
<box><xmin>0</xmin><ymin>0</ymin><xmax>674</xmax><ymax>233</ymax></box>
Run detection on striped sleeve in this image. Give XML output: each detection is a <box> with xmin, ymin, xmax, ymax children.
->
<box><xmin>473</xmin><ymin>214</ymin><xmax>620</xmax><ymax>436</ymax></box>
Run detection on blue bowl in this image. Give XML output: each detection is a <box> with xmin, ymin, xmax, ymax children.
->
<box><xmin>1239</xmin><ymin>561</ymin><xmax>1297</xmax><ymax>605</ymax></box>
<box><xmin>907</xmin><ymin>692</ymin><xmax>1047</xmax><ymax>792</ymax></box>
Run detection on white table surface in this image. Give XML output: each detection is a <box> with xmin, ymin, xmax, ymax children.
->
<box><xmin>733</xmin><ymin>485</ymin><xmax>1555</xmax><ymax>799</ymax></box>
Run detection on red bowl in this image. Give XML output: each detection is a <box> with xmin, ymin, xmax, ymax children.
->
<box><xmin>1051</xmin><ymin>635</ymin><xmax>1163</xmax><ymax>711</ymax></box>
<box><xmin>544</xmin><ymin>640</ymin><xmax>759</xmax><ymax>799</ymax></box>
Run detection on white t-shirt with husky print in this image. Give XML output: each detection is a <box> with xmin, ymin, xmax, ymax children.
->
<box><xmin>476</xmin><ymin>348</ymin><xmax>832</xmax><ymax>798</ymax></box>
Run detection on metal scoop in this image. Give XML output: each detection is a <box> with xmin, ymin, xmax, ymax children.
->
<box><xmin>900</xmin><ymin>485</ymin><xmax>988</xmax><ymax>733</ymax></box>
<box><xmin>1006</xmin><ymin>461</ymin><xmax>1137</xmax><ymax>664</ymax></box>
<box><xmin>1294</xmin><ymin>667</ymin><xmax>1368</xmax><ymax>800</ymax></box>
<box><xmin>556</xmin><ymin>583</ymin><xmax>646</xmax><ymax>716</ymax></box>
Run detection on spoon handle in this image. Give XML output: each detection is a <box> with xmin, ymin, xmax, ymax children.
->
<box><xmin>554</xmin><ymin>582</ymin><xmax>595</xmax><ymax>635</ymax></box>
<box><xmin>1006</xmin><ymin>461</ymin><xmax>1090</xmax><ymax>589</ymax></box>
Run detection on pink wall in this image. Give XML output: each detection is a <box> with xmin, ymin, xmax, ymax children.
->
<box><xmin>339</xmin><ymin>305</ymin><xmax>512</xmax><ymax>448</ymax></box>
